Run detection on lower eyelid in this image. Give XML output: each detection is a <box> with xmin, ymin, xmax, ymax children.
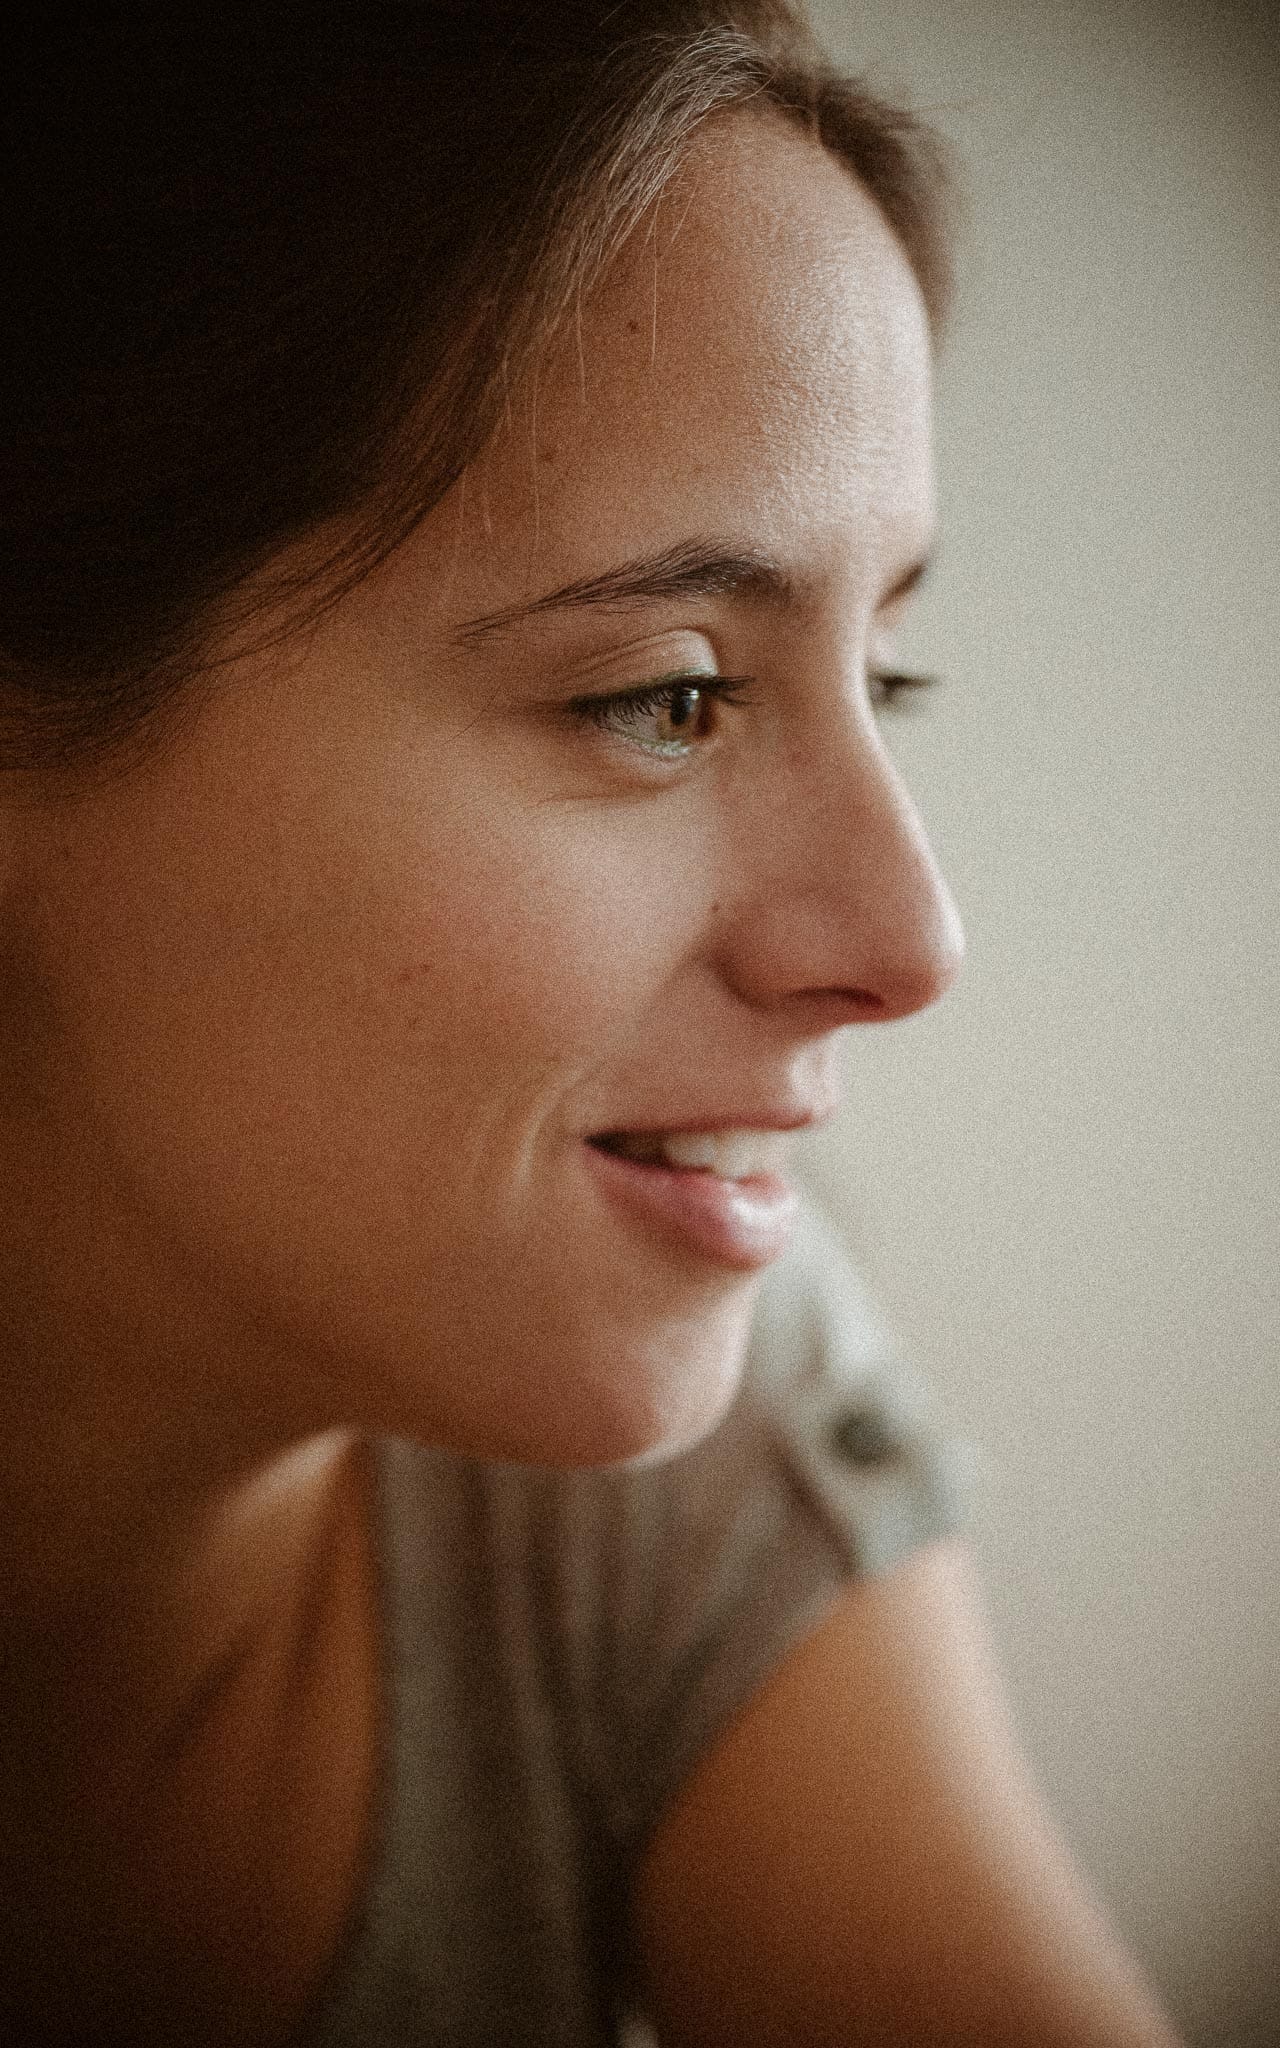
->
<box><xmin>583</xmin><ymin>687</ymin><xmax>711</xmax><ymax>756</ymax></box>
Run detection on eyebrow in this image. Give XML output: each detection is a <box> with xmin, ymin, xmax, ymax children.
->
<box><xmin>453</xmin><ymin>540</ymin><xmax>801</xmax><ymax>646</ymax></box>
<box><xmin>452</xmin><ymin>536</ymin><xmax>932</xmax><ymax>646</ymax></box>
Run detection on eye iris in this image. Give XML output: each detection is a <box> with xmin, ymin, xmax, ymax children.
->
<box><xmin>661</xmin><ymin>684</ymin><xmax>701</xmax><ymax>739</ymax></box>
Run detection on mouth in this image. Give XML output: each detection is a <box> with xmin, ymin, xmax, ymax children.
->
<box><xmin>587</xmin><ymin>1127</ymin><xmax>796</xmax><ymax>1180</ymax></box>
<box><xmin>583</xmin><ymin>1126</ymin><xmax>802</xmax><ymax>1270</ymax></box>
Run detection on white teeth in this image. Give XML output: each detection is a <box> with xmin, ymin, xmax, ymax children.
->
<box><xmin>647</xmin><ymin>1128</ymin><xmax>793</xmax><ymax>1178</ymax></box>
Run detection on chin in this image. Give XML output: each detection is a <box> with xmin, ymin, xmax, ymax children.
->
<box><xmin>328</xmin><ymin>1232</ymin><xmax>762</xmax><ymax>1471</ymax></box>
<box><xmin>530</xmin><ymin>1287</ymin><xmax>759</xmax><ymax>1471</ymax></box>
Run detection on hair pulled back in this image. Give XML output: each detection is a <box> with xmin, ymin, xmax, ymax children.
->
<box><xmin>1</xmin><ymin>4</ymin><xmax>952</xmax><ymax>769</ymax></box>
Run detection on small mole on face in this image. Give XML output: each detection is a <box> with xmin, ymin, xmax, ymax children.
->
<box><xmin>626</xmin><ymin>318</ymin><xmax>640</xmax><ymax>335</ymax></box>
<box><xmin>538</xmin><ymin>444</ymin><xmax>558</xmax><ymax>465</ymax></box>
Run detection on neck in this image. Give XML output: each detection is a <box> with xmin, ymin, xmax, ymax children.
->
<box><xmin>0</xmin><ymin>1418</ymin><xmax>377</xmax><ymax>2047</ymax></box>
<box><xmin>4</xmin><ymin>1428</ymin><xmax>356</xmax><ymax>1733</ymax></box>
<box><xmin>0</xmin><ymin>1145</ymin><xmax>341</xmax><ymax>1698</ymax></box>
<box><xmin>0</xmin><ymin>1095</ymin><xmax>381</xmax><ymax>2042</ymax></box>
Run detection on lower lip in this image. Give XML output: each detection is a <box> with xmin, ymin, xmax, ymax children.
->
<box><xmin>583</xmin><ymin>1141</ymin><xmax>800</xmax><ymax>1271</ymax></box>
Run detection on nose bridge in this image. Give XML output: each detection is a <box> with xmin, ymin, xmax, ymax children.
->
<box><xmin>723</xmin><ymin>700</ymin><xmax>964</xmax><ymax>1024</ymax></box>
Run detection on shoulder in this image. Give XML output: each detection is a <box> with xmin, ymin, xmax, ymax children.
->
<box><xmin>630</xmin><ymin>1530</ymin><xmax>1184</xmax><ymax>2047</ymax></box>
<box><xmin>626</xmin><ymin>1214</ymin><xmax>1182</xmax><ymax>2048</ymax></box>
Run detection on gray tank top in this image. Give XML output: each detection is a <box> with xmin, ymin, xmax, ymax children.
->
<box><xmin>300</xmin><ymin>1203</ymin><xmax>968</xmax><ymax>2047</ymax></box>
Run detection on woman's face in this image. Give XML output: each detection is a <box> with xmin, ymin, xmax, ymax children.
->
<box><xmin>4</xmin><ymin>114</ymin><xmax>961</xmax><ymax>1467</ymax></box>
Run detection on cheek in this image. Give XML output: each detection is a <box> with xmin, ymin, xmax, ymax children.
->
<box><xmin>33</xmin><ymin>737</ymin><xmax>717</xmax><ymax>1250</ymax></box>
<box><xmin>19</xmin><ymin>734</ymin><xmax>749</xmax><ymax>1455</ymax></box>
<box><xmin>71</xmin><ymin>790</ymin><xmax>714</xmax><ymax>1256</ymax></box>
<box><xmin>375</xmin><ymin>800</ymin><xmax>710</xmax><ymax>1093</ymax></box>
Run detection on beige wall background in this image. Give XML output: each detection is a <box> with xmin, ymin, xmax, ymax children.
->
<box><xmin>796</xmin><ymin>3</ymin><xmax>1279</xmax><ymax>2043</ymax></box>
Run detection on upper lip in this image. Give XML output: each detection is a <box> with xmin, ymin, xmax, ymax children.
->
<box><xmin>589</xmin><ymin>1105</ymin><xmax>839</xmax><ymax>1138</ymax></box>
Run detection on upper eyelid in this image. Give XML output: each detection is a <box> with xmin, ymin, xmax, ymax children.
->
<box><xmin>570</xmin><ymin>666</ymin><xmax>719</xmax><ymax>704</ymax></box>
<box><xmin>579</xmin><ymin>668</ymin><xmax>754</xmax><ymax>704</ymax></box>
<box><xmin>561</xmin><ymin>629</ymin><xmax>719</xmax><ymax>691</ymax></box>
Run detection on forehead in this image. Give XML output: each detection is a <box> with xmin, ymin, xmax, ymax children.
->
<box><xmin>425</xmin><ymin>110</ymin><xmax>935</xmax><ymax>618</ymax></box>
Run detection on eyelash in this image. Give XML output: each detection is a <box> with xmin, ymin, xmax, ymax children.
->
<box><xmin>568</xmin><ymin>666</ymin><xmax>937</xmax><ymax>757</ymax></box>
<box><xmin>869</xmin><ymin>667</ymin><xmax>938</xmax><ymax>707</ymax></box>
<box><xmin>568</xmin><ymin>673</ymin><xmax>756</xmax><ymax>756</ymax></box>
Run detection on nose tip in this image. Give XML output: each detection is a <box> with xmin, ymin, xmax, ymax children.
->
<box><xmin>720</xmin><ymin>729</ymin><xmax>965</xmax><ymax>1029</ymax></box>
<box><xmin>832</xmin><ymin>724</ymin><xmax>966</xmax><ymax>1024</ymax></box>
<box><xmin>823</xmin><ymin>812</ymin><xmax>963</xmax><ymax>1026</ymax></box>
<box><xmin>873</xmin><ymin>863</ymin><xmax>964</xmax><ymax>1022</ymax></box>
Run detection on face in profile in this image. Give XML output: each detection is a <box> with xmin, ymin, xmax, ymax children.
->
<box><xmin>7</xmin><ymin>112</ymin><xmax>961</xmax><ymax>1468</ymax></box>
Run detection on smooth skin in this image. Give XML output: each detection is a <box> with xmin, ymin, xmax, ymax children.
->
<box><xmin>0</xmin><ymin>112</ymin><xmax>1181</xmax><ymax>2044</ymax></box>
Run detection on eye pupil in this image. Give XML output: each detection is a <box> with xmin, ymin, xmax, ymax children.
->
<box><xmin>664</xmin><ymin>684</ymin><xmax>700</xmax><ymax>735</ymax></box>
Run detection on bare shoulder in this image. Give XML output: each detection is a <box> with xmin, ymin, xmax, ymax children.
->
<box><xmin>630</xmin><ymin>1537</ymin><xmax>1185</xmax><ymax>2048</ymax></box>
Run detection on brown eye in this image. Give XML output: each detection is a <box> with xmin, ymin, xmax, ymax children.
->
<box><xmin>651</xmin><ymin>682</ymin><xmax>708</xmax><ymax>743</ymax></box>
<box><xmin>572</xmin><ymin>673</ymin><xmax>754</xmax><ymax>759</ymax></box>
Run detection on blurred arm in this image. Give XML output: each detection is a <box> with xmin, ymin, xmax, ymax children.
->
<box><xmin>631</xmin><ymin>1537</ymin><xmax>1185</xmax><ymax>2048</ymax></box>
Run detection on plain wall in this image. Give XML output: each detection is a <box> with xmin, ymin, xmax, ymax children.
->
<box><xmin>796</xmin><ymin>3</ymin><xmax>1280</xmax><ymax>2043</ymax></box>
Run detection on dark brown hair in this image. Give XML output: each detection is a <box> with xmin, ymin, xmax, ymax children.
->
<box><xmin>0</xmin><ymin>4</ymin><xmax>953</xmax><ymax>770</ymax></box>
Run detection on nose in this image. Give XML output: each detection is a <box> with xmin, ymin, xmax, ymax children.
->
<box><xmin>717</xmin><ymin>706</ymin><xmax>965</xmax><ymax>1028</ymax></box>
